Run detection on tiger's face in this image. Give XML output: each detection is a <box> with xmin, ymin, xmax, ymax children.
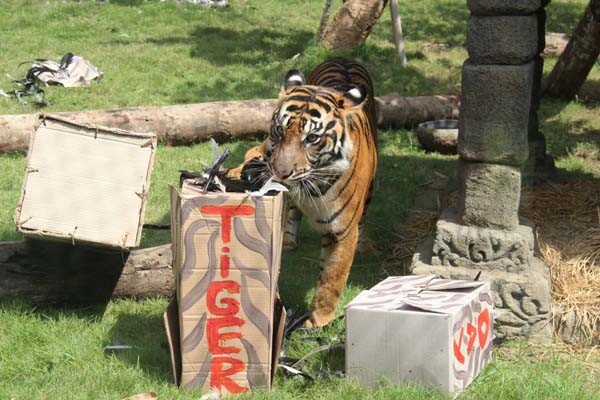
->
<box><xmin>266</xmin><ymin>70</ymin><xmax>367</xmax><ymax>189</ymax></box>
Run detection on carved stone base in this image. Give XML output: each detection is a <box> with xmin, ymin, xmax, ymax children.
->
<box><xmin>432</xmin><ymin>208</ymin><xmax>535</xmax><ymax>272</ymax></box>
<box><xmin>412</xmin><ymin>237</ymin><xmax>553</xmax><ymax>340</ymax></box>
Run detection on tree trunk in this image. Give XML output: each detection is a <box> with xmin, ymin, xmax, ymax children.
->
<box><xmin>376</xmin><ymin>93</ymin><xmax>460</xmax><ymax>128</ymax></box>
<box><xmin>0</xmin><ymin>94</ymin><xmax>460</xmax><ymax>153</ymax></box>
<box><xmin>390</xmin><ymin>0</ymin><xmax>407</xmax><ymax>66</ymax></box>
<box><xmin>0</xmin><ymin>240</ymin><xmax>173</xmax><ymax>306</ymax></box>
<box><xmin>316</xmin><ymin>0</ymin><xmax>335</xmax><ymax>41</ymax></box>
<box><xmin>320</xmin><ymin>0</ymin><xmax>389</xmax><ymax>51</ymax></box>
<box><xmin>542</xmin><ymin>0</ymin><xmax>600</xmax><ymax>100</ymax></box>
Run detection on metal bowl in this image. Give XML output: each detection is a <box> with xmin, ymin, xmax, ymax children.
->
<box><xmin>415</xmin><ymin>119</ymin><xmax>458</xmax><ymax>155</ymax></box>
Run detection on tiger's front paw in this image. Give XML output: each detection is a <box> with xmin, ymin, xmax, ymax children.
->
<box><xmin>303</xmin><ymin>311</ymin><xmax>335</xmax><ymax>328</ymax></box>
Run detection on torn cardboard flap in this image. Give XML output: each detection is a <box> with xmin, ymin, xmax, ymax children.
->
<box><xmin>14</xmin><ymin>114</ymin><xmax>156</xmax><ymax>249</ymax></box>
<box><xmin>166</xmin><ymin>182</ymin><xmax>285</xmax><ymax>396</ymax></box>
<box><xmin>347</xmin><ymin>274</ymin><xmax>489</xmax><ymax>314</ymax></box>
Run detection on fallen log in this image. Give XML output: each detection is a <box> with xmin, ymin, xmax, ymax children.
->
<box><xmin>0</xmin><ymin>240</ymin><xmax>173</xmax><ymax>305</ymax></box>
<box><xmin>0</xmin><ymin>94</ymin><xmax>460</xmax><ymax>153</ymax></box>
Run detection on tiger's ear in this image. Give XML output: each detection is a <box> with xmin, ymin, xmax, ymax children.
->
<box><xmin>337</xmin><ymin>85</ymin><xmax>368</xmax><ymax>109</ymax></box>
<box><xmin>279</xmin><ymin>69</ymin><xmax>305</xmax><ymax>98</ymax></box>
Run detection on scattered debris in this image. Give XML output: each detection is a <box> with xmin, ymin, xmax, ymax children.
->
<box><xmin>1</xmin><ymin>53</ymin><xmax>102</xmax><ymax>106</ymax></box>
<box><xmin>198</xmin><ymin>392</ymin><xmax>220</xmax><ymax>400</ymax></box>
<box><xmin>422</xmin><ymin>42</ymin><xmax>450</xmax><ymax>52</ymax></box>
<box><xmin>245</xmin><ymin>177</ymin><xmax>289</xmax><ymax>198</ymax></box>
<box><xmin>283</xmin><ymin>306</ymin><xmax>310</xmax><ymax>338</ymax></box>
<box><xmin>28</xmin><ymin>53</ymin><xmax>103</xmax><ymax>88</ymax></box>
<box><xmin>179</xmin><ymin>139</ymin><xmax>278</xmax><ymax>194</ymax></box>
<box><xmin>121</xmin><ymin>393</ymin><xmax>157</xmax><ymax>400</ymax></box>
<box><xmin>103</xmin><ymin>345</ymin><xmax>134</xmax><ymax>351</ymax></box>
<box><xmin>179</xmin><ymin>0</ymin><xmax>229</xmax><ymax>7</ymax></box>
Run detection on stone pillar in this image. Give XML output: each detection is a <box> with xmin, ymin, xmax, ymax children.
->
<box><xmin>412</xmin><ymin>0</ymin><xmax>553</xmax><ymax>339</ymax></box>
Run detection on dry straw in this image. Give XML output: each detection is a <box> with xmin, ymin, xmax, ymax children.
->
<box><xmin>386</xmin><ymin>180</ymin><xmax>600</xmax><ymax>344</ymax></box>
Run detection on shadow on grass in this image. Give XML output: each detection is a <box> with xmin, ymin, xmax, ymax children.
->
<box><xmin>0</xmin><ymin>299</ymin><xmax>107</xmax><ymax>322</ymax></box>
<box><xmin>0</xmin><ymin>239</ymin><xmax>128</xmax><ymax>313</ymax></box>
<box><xmin>144</xmin><ymin>21</ymin><xmax>456</xmax><ymax>102</ymax></box>
<box><xmin>101</xmin><ymin>0</ymin><xmax>146</xmax><ymax>6</ymax></box>
<box><xmin>540</xmin><ymin>97</ymin><xmax>600</xmax><ymax>159</ymax></box>
<box><xmin>545</xmin><ymin>1</ymin><xmax>588</xmax><ymax>34</ymax></box>
<box><xmin>107</xmin><ymin>309</ymin><xmax>173</xmax><ymax>381</ymax></box>
<box><xmin>390</xmin><ymin>0</ymin><xmax>468</xmax><ymax>47</ymax></box>
<box><xmin>141</xmin><ymin>25</ymin><xmax>313</xmax><ymax>102</ymax></box>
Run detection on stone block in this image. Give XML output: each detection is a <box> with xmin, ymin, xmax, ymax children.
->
<box><xmin>467</xmin><ymin>0</ymin><xmax>542</xmax><ymax>16</ymax></box>
<box><xmin>431</xmin><ymin>208</ymin><xmax>533</xmax><ymax>271</ymax></box>
<box><xmin>459</xmin><ymin>61</ymin><xmax>533</xmax><ymax>165</ymax></box>
<box><xmin>458</xmin><ymin>162</ymin><xmax>522</xmax><ymax>230</ymax></box>
<box><xmin>412</xmin><ymin>237</ymin><xmax>553</xmax><ymax>339</ymax></box>
<box><xmin>467</xmin><ymin>15</ymin><xmax>538</xmax><ymax>64</ymax></box>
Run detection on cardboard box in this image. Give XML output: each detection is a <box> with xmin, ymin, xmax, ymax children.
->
<box><xmin>14</xmin><ymin>115</ymin><xmax>156</xmax><ymax>249</ymax></box>
<box><xmin>164</xmin><ymin>181</ymin><xmax>286</xmax><ymax>396</ymax></box>
<box><xmin>346</xmin><ymin>274</ymin><xmax>493</xmax><ymax>396</ymax></box>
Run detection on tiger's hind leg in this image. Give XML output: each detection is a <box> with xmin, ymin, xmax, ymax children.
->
<box><xmin>356</xmin><ymin>181</ymin><xmax>379</xmax><ymax>255</ymax></box>
<box><xmin>357</xmin><ymin>220</ymin><xmax>379</xmax><ymax>255</ymax></box>
<box><xmin>283</xmin><ymin>202</ymin><xmax>303</xmax><ymax>250</ymax></box>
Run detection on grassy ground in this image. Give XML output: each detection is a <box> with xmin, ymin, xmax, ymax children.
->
<box><xmin>0</xmin><ymin>0</ymin><xmax>599</xmax><ymax>399</ymax></box>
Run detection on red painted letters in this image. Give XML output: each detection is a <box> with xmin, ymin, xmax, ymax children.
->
<box><xmin>207</xmin><ymin>280</ymin><xmax>241</xmax><ymax>316</ymax></box>
<box><xmin>201</xmin><ymin>204</ymin><xmax>256</xmax><ymax>394</ymax></box>
<box><xmin>477</xmin><ymin>308</ymin><xmax>491</xmax><ymax>350</ymax></box>
<box><xmin>453</xmin><ymin>307</ymin><xmax>492</xmax><ymax>364</ymax></box>
<box><xmin>453</xmin><ymin>327</ymin><xmax>465</xmax><ymax>364</ymax></box>
<box><xmin>210</xmin><ymin>356</ymin><xmax>247</xmax><ymax>393</ymax></box>
<box><xmin>201</xmin><ymin>205</ymin><xmax>255</xmax><ymax>244</ymax></box>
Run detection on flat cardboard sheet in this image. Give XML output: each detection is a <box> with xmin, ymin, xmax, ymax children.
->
<box><xmin>14</xmin><ymin>115</ymin><xmax>156</xmax><ymax>248</ymax></box>
<box><xmin>166</xmin><ymin>182</ymin><xmax>285</xmax><ymax>395</ymax></box>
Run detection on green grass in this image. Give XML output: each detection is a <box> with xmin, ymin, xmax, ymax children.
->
<box><xmin>1</xmin><ymin>299</ymin><xmax>598</xmax><ymax>400</ymax></box>
<box><xmin>0</xmin><ymin>0</ymin><xmax>599</xmax><ymax>399</ymax></box>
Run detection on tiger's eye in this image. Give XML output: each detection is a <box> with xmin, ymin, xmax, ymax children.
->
<box><xmin>272</xmin><ymin>125</ymin><xmax>284</xmax><ymax>140</ymax></box>
<box><xmin>306</xmin><ymin>133</ymin><xmax>320</xmax><ymax>144</ymax></box>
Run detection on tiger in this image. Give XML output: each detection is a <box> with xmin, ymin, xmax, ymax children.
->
<box><xmin>226</xmin><ymin>58</ymin><xmax>378</xmax><ymax>327</ymax></box>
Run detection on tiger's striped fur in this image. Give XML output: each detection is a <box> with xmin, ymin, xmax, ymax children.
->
<box><xmin>227</xmin><ymin>58</ymin><xmax>377</xmax><ymax>327</ymax></box>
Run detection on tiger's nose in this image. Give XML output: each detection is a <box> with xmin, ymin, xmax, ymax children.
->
<box><xmin>270</xmin><ymin>163</ymin><xmax>293</xmax><ymax>180</ymax></box>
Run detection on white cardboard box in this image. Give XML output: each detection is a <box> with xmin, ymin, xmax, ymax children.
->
<box><xmin>14</xmin><ymin>115</ymin><xmax>156</xmax><ymax>249</ymax></box>
<box><xmin>346</xmin><ymin>274</ymin><xmax>493</xmax><ymax>396</ymax></box>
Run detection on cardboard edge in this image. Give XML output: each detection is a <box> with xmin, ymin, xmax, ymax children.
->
<box><xmin>133</xmin><ymin>133</ymin><xmax>158</xmax><ymax>247</ymax></box>
<box><xmin>164</xmin><ymin>296</ymin><xmax>182</xmax><ymax>386</ymax></box>
<box><xmin>39</xmin><ymin>113</ymin><xmax>157</xmax><ymax>139</ymax></box>
<box><xmin>169</xmin><ymin>185</ymin><xmax>182</xmax><ymax>294</ymax></box>
<box><xmin>17</xmin><ymin>230</ymin><xmax>131</xmax><ymax>250</ymax></box>
<box><xmin>270</xmin><ymin>294</ymin><xmax>286</xmax><ymax>385</ymax></box>
<box><xmin>446</xmin><ymin>313</ymin><xmax>454</xmax><ymax>393</ymax></box>
<box><xmin>14</xmin><ymin>114</ymin><xmax>41</xmax><ymax>231</ymax></box>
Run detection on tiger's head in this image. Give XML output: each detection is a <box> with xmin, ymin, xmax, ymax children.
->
<box><xmin>265</xmin><ymin>69</ymin><xmax>368</xmax><ymax>189</ymax></box>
